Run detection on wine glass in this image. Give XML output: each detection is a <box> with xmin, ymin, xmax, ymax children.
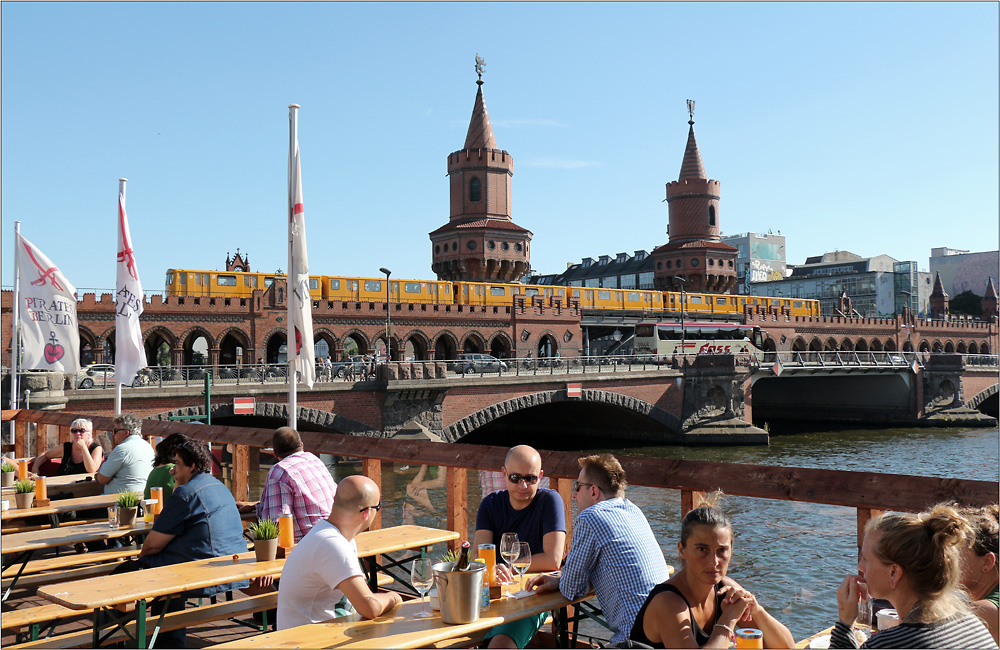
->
<box><xmin>512</xmin><ymin>542</ymin><xmax>531</xmax><ymax>594</ymax></box>
<box><xmin>410</xmin><ymin>558</ymin><xmax>434</xmax><ymax>618</ymax></box>
<box><xmin>855</xmin><ymin>580</ymin><xmax>873</xmax><ymax>640</ymax></box>
<box><xmin>499</xmin><ymin>532</ymin><xmax>519</xmax><ymax>583</ymax></box>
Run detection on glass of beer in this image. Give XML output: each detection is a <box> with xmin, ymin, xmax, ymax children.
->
<box><xmin>142</xmin><ymin>499</ymin><xmax>156</xmax><ymax>525</ymax></box>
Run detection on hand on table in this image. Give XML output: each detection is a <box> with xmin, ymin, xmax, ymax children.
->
<box><xmin>495</xmin><ymin>563</ymin><xmax>515</xmax><ymax>584</ymax></box>
<box><xmin>524</xmin><ymin>573</ymin><xmax>559</xmax><ymax>593</ymax></box>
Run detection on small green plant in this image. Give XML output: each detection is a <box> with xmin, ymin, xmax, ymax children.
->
<box><xmin>1</xmin><ymin>460</ymin><xmax>16</xmax><ymax>473</ymax></box>
<box><xmin>115</xmin><ymin>491</ymin><xmax>142</xmax><ymax>508</ymax></box>
<box><xmin>439</xmin><ymin>549</ymin><xmax>460</xmax><ymax>564</ymax></box>
<box><xmin>248</xmin><ymin>518</ymin><xmax>280</xmax><ymax>540</ymax></box>
<box><xmin>14</xmin><ymin>479</ymin><xmax>35</xmax><ymax>494</ymax></box>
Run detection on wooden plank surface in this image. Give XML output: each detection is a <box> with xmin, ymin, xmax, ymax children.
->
<box><xmin>1</xmin><ymin>473</ymin><xmax>97</xmax><ymax>493</ymax></box>
<box><xmin>36</xmin><ymin>525</ymin><xmax>458</xmax><ymax>611</ymax></box>
<box><xmin>209</xmin><ymin>583</ymin><xmax>591</xmax><ymax>649</ymax></box>
<box><xmin>1</xmin><ymin>521</ymin><xmax>150</xmax><ymax>554</ymax></box>
<box><xmin>1</xmin><ymin>493</ymin><xmax>117</xmax><ymax>521</ymax></box>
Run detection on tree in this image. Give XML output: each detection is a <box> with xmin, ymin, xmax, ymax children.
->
<box><xmin>949</xmin><ymin>290</ymin><xmax>982</xmax><ymax>316</ymax></box>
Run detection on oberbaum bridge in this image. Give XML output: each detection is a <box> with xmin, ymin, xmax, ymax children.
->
<box><xmin>3</xmin><ymin>79</ymin><xmax>998</xmax><ymax>446</ymax></box>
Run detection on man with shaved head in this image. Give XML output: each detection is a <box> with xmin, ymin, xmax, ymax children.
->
<box><xmin>277</xmin><ymin>475</ymin><xmax>402</xmax><ymax>629</ymax></box>
<box><xmin>476</xmin><ymin>445</ymin><xmax>566</xmax><ymax>648</ymax></box>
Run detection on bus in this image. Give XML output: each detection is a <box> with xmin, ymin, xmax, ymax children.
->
<box><xmin>633</xmin><ymin>322</ymin><xmax>767</xmax><ymax>361</ymax></box>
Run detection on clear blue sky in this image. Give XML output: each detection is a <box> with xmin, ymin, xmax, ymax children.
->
<box><xmin>3</xmin><ymin>2</ymin><xmax>997</xmax><ymax>295</ymax></box>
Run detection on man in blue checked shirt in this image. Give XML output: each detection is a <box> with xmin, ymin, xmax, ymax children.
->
<box><xmin>526</xmin><ymin>453</ymin><xmax>670</xmax><ymax>645</ymax></box>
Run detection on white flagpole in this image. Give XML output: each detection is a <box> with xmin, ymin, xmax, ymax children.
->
<box><xmin>115</xmin><ymin>179</ymin><xmax>126</xmax><ymax>415</ymax></box>
<box><xmin>10</xmin><ymin>221</ymin><xmax>21</xmax><ymax>412</ymax></box>
<box><xmin>287</xmin><ymin>106</ymin><xmax>298</xmax><ymax>428</ymax></box>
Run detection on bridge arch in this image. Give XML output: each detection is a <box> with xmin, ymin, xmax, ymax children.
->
<box><xmin>870</xmin><ymin>339</ymin><xmax>883</xmax><ymax>352</ymax></box>
<box><xmin>432</xmin><ymin>332</ymin><xmax>459</xmax><ymax>361</ymax></box>
<box><xmin>340</xmin><ymin>328</ymin><xmax>372</xmax><ymax>359</ymax></box>
<box><xmin>401</xmin><ymin>330</ymin><xmax>430</xmax><ymax>361</ymax></box>
<box><xmin>79</xmin><ymin>327</ymin><xmax>98</xmax><ymax>364</ymax></box>
<box><xmin>839</xmin><ymin>337</ymin><xmax>854</xmax><ymax>351</ymax></box>
<box><xmin>855</xmin><ymin>339</ymin><xmax>869</xmax><ymax>352</ymax></box>
<box><xmin>902</xmin><ymin>340</ymin><xmax>915</xmax><ymax>352</ymax></box>
<box><xmin>884</xmin><ymin>338</ymin><xmax>897</xmax><ymax>351</ymax></box>
<box><xmin>488</xmin><ymin>331</ymin><xmax>514</xmax><ymax>359</ymax></box>
<box><xmin>313</xmin><ymin>328</ymin><xmax>339</xmax><ymax>361</ymax></box>
<box><xmin>957</xmin><ymin>341</ymin><xmax>967</xmax><ymax>354</ymax></box>
<box><xmin>143</xmin><ymin>327</ymin><xmax>176</xmax><ymax>367</ymax></box>
<box><xmin>178</xmin><ymin>326</ymin><xmax>214</xmax><ymax>365</ymax></box>
<box><xmin>981</xmin><ymin>342</ymin><xmax>991</xmax><ymax>355</ymax></box>
<box><xmin>150</xmin><ymin>404</ymin><xmax>375</xmax><ymax>436</ymax></box>
<box><xmin>932</xmin><ymin>340</ymin><xmax>944</xmax><ymax>353</ymax></box>
<box><xmin>919</xmin><ymin>340</ymin><xmax>931</xmax><ymax>353</ymax></box>
<box><xmin>824</xmin><ymin>337</ymin><xmax>838</xmax><ymax>351</ymax></box>
<box><xmin>460</xmin><ymin>331</ymin><xmax>488</xmax><ymax>355</ymax></box>
<box><xmin>443</xmin><ymin>388</ymin><xmax>682</xmax><ymax>443</ymax></box>
<box><xmin>943</xmin><ymin>340</ymin><xmax>955</xmax><ymax>353</ymax></box>
<box><xmin>808</xmin><ymin>337</ymin><xmax>822</xmax><ymax>352</ymax></box>
<box><xmin>534</xmin><ymin>330</ymin><xmax>561</xmax><ymax>358</ymax></box>
<box><xmin>217</xmin><ymin>327</ymin><xmax>251</xmax><ymax>365</ymax></box>
<box><xmin>969</xmin><ymin>341</ymin><xmax>979</xmax><ymax>354</ymax></box>
<box><xmin>261</xmin><ymin>328</ymin><xmax>287</xmax><ymax>365</ymax></box>
<box><xmin>967</xmin><ymin>384</ymin><xmax>999</xmax><ymax>410</ymax></box>
<box><xmin>791</xmin><ymin>337</ymin><xmax>807</xmax><ymax>352</ymax></box>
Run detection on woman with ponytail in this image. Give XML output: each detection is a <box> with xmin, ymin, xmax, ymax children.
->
<box><xmin>832</xmin><ymin>504</ymin><xmax>997</xmax><ymax>648</ymax></box>
<box><xmin>960</xmin><ymin>505</ymin><xmax>999</xmax><ymax>643</ymax></box>
<box><xmin>630</xmin><ymin>492</ymin><xmax>793</xmax><ymax>648</ymax></box>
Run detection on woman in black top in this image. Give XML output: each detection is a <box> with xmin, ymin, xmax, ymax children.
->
<box><xmin>30</xmin><ymin>418</ymin><xmax>103</xmax><ymax>476</ymax></box>
<box><xmin>630</xmin><ymin>492</ymin><xmax>794</xmax><ymax>648</ymax></box>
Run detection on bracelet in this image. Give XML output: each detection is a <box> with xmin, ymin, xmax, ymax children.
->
<box><xmin>714</xmin><ymin>623</ymin><xmax>734</xmax><ymax>638</ymax></box>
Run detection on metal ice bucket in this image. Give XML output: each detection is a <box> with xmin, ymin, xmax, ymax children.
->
<box><xmin>432</xmin><ymin>560</ymin><xmax>485</xmax><ymax>624</ymax></box>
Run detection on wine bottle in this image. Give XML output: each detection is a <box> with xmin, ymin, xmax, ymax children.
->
<box><xmin>455</xmin><ymin>541</ymin><xmax>472</xmax><ymax>571</ymax></box>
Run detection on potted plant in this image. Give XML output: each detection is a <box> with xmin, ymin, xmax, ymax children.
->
<box><xmin>248</xmin><ymin>518</ymin><xmax>280</xmax><ymax>562</ymax></box>
<box><xmin>13</xmin><ymin>479</ymin><xmax>35</xmax><ymax>509</ymax></box>
<box><xmin>1</xmin><ymin>460</ymin><xmax>16</xmax><ymax>488</ymax></box>
<box><xmin>115</xmin><ymin>491</ymin><xmax>142</xmax><ymax>526</ymax></box>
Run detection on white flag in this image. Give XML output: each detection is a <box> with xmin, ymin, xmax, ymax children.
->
<box><xmin>288</xmin><ymin>105</ymin><xmax>315</xmax><ymax>388</ymax></box>
<box><xmin>16</xmin><ymin>233</ymin><xmax>80</xmax><ymax>373</ymax></box>
<box><xmin>115</xmin><ymin>184</ymin><xmax>147</xmax><ymax>386</ymax></box>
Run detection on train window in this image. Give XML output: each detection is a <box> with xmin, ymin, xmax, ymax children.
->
<box><xmin>330</xmin><ymin>279</ymin><xmax>340</xmax><ymax>290</ymax></box>
<box><xmin>525</xmin><ymin>288</ymin><xmax>539</xmax><ymax>297</ymax></box>
<box><xmin>555</xmin><ymin>289</ymin><xmax>564</xmax><ymax>297</ymax></box>
<box><xmin>351</xmin><ymin>280</ymin><xmax>358</xmax><ymax>290</ymax></box>
<box><xmin>794</xmin><ymin>301</ymin><xmax>803</xmax><ymax>308</ymax></box>
<box><xmin>167</xmin><ymin>272</ymin><xmax>174</xmax><ymax>285</ymax></box>
<box><xmin>180</xmin><ymin>274</ymin><xmax>187</xmax><ymax>284</ymax></box>
<box><xmin>264</xmin><ymin>277</ymin><xmax>274</xmax><ymax>287</ymax></box>
<box><xmin>444</xmin><ymin>285</ymin><xmax>450</xmax><ymax>293</ymax></box>
<box><xmin>364</xmin><ymin>280</ymin><xmax>382</xmax><ymax>292</ymax></box>
<box><xmin>218</xmin><ymin>275</ymin><xmax>237</xmax><ymax>287</ymax></box>
<box><xmin>405</xmin><ymin>282</ymin><xmax>422</xmax><ymax>293</ymax></box>
<box><xmin>244</xmin><ymin>276</ymin><xmax>250</xmax><ymax>287</ymax></box>
<box><xmin>771</xmin><ymin>299</ymin><xmax>779</xmax><ymax>306</ymax></box>
<box><xmin>627</xmin><ymin>292</ymin><xmax>640</xmax><ymax>301</ymax></box>
<box><xmin>716</xmin><ymin>297</ymin><xmax>726</xmax><ymax>304</ymax></box>
<box><xmin>598</xmin><ymin>291</ymin><xmax>611</xmax><ymax>300</ymax></box>
<box><xmin>740</xmin><ymin>298</ymin><xmax>746</xmax><ymax>304</ymax></box>
<box><xmin>489</xmin><ymin>286</ymin><xmax>506</xmax><ymax>296</ymax></box>
<box><xmin>688</xmin><ymin>296</ymin><xmax>703</xmax><ymax>304</ymax></box>
<box><xmin>194</xmin><ymin>274</ymin><xmax>201</xmax><ymax>285</ymax></box>
<box><xmin>572</xmin><ymin>290</ymin><xmax>580</xmax><ymax>298</ymax></box>
<box><xmin>309</xmin><ymin>278</ymin><xmax>319</xmax><ymax>289</ymax></box>
<box><xmin>585</xmin><ymin>291</ymin><xmax>593</xmax><ymax>300</ymax></box>
<box><xmin>252</xmin><ymin>276</ymin><xmax>258</xmax><ymax>288</ymax></box>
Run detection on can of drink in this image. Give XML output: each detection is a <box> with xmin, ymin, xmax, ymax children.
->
<box><xmin>478</xmin><ymin>543</ymin><xmax>497</xmax><ymax>586</ymax></box>
<box><xmin>735</xmin><ymin>628</ymin><xmax>763</xmax><ymax>649</ymax></box>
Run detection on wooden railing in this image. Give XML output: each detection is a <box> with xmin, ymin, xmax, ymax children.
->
<box><xmin>4</xmin><ymin>409</ymin><xmax>996</xmax><ymax>554</ymax></box>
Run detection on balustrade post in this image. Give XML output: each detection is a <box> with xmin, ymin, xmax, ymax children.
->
<box><xmin>446</xmin><ymin>466</ymin><xmax>468</xmax><ymax>552</ymax></box>
<box><xmin>681</xmin><ymin>489</ymin><xmax>707</xmax><ymax>517</ymax></box>
<box><xmin>232</xmin><ymin>444</ymin><xmax>250</xmax><ymax>502</ymax></box>
<box><xmin>857</xmin><ymin>507</ymin><xmax>884</xmax><ymax>560</ymax></box>
<box><xmin>362</xmin><ymin>458</ymin><xmax>382</xmax><ymax>530</ymax></box>
<box><xmin>551</xmin><ymin>477</ymin><xmax>574</xmax><ymax>550</ymax></box>
<box><xmin>14</xmin><ymin>419</ymin><xmax>28</xmax><ymax>460</ymax></box>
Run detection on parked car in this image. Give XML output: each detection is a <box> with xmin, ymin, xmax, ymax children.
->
<box><xmin>76</xmin><ymin>364</ymin><xmax>114</xmax><ymax>389</ymax></box>
<box><xmin>453</xmin><ymin>353</ymin><xmax>508</xmax><ymax>374</ymax></box>
<box><xmin>332</xmin><ymin>355</ymin><xmax>372</xmax><ymax>379</ymax></box>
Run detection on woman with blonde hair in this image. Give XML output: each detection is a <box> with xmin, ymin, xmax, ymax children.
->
<box><xmin>960</xmin><ymin>505</ymin><xmax>999</xmax><ymax>643</ymax></box>
<box><xmin>630</xmin><ymin>492</ymin><xmax>793</xmax><ymax>648</ymax></box>
<box><xmin>832</xmin><ymin>503</ymin><xmax>997</xmax><ymax>648</ymax></box>
<box><xmin>30</xmin><ymin>418</ymin><xmax>103</xmax><ymax>476</ymax></box>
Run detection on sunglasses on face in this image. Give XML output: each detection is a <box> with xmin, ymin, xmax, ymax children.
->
<box><xmin>506</xmin><ymin>473</ymin><xmax>539</xmax><ymax>485</ymax></box>
<box><xmin>573</xmin><ymin>481</ymin><xmax>593</xmax><ymax>492</ymax></box>
<box><xmin>360</xmin><ymin>501</ymin><xmax>382</xmax><ymax>514</ymax></box>
<box><xmin>70</xmin><ymin>428</ymin><xmax>89</xmax><ymax>434</ymax></box>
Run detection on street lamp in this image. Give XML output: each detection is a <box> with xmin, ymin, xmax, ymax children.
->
<box><xmin>673</xmin><ymin>276</ymin><xmax>686</xmax><ymax>362</ymax></box>
<box><xmin>379</xmin><ymin>267</ymin><xmax>391</xmax><ymax>361</ymax></box>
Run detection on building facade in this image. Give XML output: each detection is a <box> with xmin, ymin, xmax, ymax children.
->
<box><xmin>928</xmin><ymin>248</ymin><xmax>999</xmax><ymax>299</ymax></box>
<box><xmin>720</xmin><ymin>231</ymin><xmax>787</xmax><ymax>295</ymax></box>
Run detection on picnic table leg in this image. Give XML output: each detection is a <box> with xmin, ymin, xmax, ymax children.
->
<box><xmin>2</xmin><ymin>549</ymin><xmax>34</xmax><ymax>601</ymax></box>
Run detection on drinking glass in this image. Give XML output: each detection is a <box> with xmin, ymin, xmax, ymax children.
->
<box><xmin>108</xmin><ymin>505</ymin><xmax>119</xmax><ymax>529</ymax></box>
<box><xmin>411</xmin><ymin>558</ymin><xmax>434</xmax><ymax>618</ymax></box>
<box><xmin>856</xmin><ymin>580</ymin><xmax>873</xmax><ymax>640</ymax></box>
<box><xmin>512</xmin><ymin>542</ymin><xmax>531</xmax><ymax>593</ymax></box>
<box><xmin>143</xmin><ymin>499</ymin><xmax>156</xmax><ymax>524</ymax></box>
<box><xmin>499</xmin><ymin>532</ymin><xmax>519</xmax><ymax>582</ymax></box>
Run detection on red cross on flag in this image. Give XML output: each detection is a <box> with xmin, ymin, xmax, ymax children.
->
<box><xmin>288</xmin><ymin>104</ymin><xmax>315</xmax><ymax>389</ymax></box>
<box><xmin>15</xmin><ymin>232</ymin><xmax>80</xmax><ymax>373</ymax></box>
<box><xmin>115</xmin><ymin>179</ymin><xmax>147</xmax><ymax>387</ymax></box>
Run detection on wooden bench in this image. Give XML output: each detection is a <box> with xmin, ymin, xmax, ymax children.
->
<box><xmin>2</xmin><ymin>546</ymin><xmax>140</xmax><ymax>593</ymax></box>
<box><xmin>1</xmin><ymin>518</ymin><xmax>99</xmax><ymax>535</ymax></box>
<box><xmin>8</xmin><ymin>591</ymin><xmax>279</xmax><ymax>648</ymax></box>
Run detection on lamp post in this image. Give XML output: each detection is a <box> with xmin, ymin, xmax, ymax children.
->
<box><xmin>673</xmin><ymin>276</ymin><xmax>686</xmax><ymax>362</ymax></box>
<box><xmin>379</xmin><ymin>267</ymin><xmax>391</xmax><ymax>361</ymax></box>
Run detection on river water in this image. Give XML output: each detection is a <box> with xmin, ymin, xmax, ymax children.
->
<box><xmin>327</xmin><ymin>425</ymin><xmax>998</xmax><ymax>642</ymax></box>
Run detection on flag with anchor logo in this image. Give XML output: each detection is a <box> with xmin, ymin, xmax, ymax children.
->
<box><xmin>16</xmin><ymin>232</ymin><xmax>80</xmax><ymax>373</ymax></box>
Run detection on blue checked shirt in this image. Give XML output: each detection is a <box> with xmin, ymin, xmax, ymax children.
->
<box><xmin>559</xmin><ymin>498</ymin><xmax>669</xmax><ymax>643</ymax></box>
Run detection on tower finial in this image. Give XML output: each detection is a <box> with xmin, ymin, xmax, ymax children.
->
<box><xmin>686</xmin><ymin>99</ymin><xmax>695</xmax><ymax>126</ymax></box>
<box><xmin>475</xmin><ymin>53</ymin><xmax>486</xmax><ymax>84</ymax></box>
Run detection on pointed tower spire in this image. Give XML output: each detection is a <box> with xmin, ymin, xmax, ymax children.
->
<box><xmin>464</xmin><ymin>54</ymin><xmax>497</xmax><ymax>150</ymax></box>
<box><xmin>930</xmin><ymin>271</ymin><xmax>950</xmax><ymax>319</ymax></box>
<box><xmin>678</xmin><ymin>100</ymin><xmax>706</xmax><ymax>180</ymax></box>
<box><xmin>982</xmin><ymin>276</ymin><xmax>998</xmax><ymax>321</ymax></box>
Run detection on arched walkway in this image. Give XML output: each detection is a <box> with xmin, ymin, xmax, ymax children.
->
<box><xmin>151</xmin><ymin>404</ymin><xmax>375</xmax><ymax>436</ymax></box>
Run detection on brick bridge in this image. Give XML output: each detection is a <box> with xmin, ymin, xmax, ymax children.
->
<box><xmin>13</xmin><ymin>354</ymin><xmax>997</xmax><ymax>446</ymax></box>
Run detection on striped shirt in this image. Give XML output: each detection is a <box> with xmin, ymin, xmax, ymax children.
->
<box><xmin>257</xmin><ymin>451</ymin><xmax>336</xmax><ymax>542</ymax></box>
<box><xmin>559</xmin><ymin>498</ymin><xmax>670</xmax><ymax>644</ymax></box>
<box><xmin>830</xmin><ymin>614</ymin><xmax>997</xmax><ymax>649</ymax></box>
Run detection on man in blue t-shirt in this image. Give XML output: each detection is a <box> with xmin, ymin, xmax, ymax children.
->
<box><xmin>475</xmin><ymin>445</ymin><xmax>566</xmax><ymax>648</ymax></box>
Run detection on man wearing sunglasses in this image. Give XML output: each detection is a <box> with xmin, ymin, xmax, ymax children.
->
<box><xmin>277</xmin><ymin>475</ymin><xmax>402</xmax><ymax>630</ymax></box>
<box><xmin>96</xmin><ymin>412</ymin><xmax>154</xmax><ymax>495</ymax></box>
<box><xmin>476</xmin><ymin>445</ymin><xmax>566</xmax><ymax>648</ymax></box>
<box><xmin>525</xmin><ymin>454</ymin><xmax>669</xmax><ymax>646</ymax></box>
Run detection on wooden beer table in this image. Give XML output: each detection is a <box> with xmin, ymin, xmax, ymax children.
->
<box><xmin>2</xmin><ymin>473</ymin><xmax>102</xmax><ymax>500</ymax></box>
<box><xmin>1</xmin><ymin>493</ymin><xmax>117</xmax><ymax>523</ymax></box>
<box><xmin>35</xmin><ymin>524</ymin><xmax>458</xmax><ymax>649</ymax></box>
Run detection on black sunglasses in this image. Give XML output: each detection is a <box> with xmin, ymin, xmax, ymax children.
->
<box><xmin>506</xmin><ymin>473</ymin><xmax>539</xmax><ymax>485</ymax></box>
<box><xmin>70</xmin><ymin>428</ymin><xmax>89</xmax><ymax>434</ymax></box>
<box><xmin>360</xmin><ymin>501</ymin><xmax>382</xmax><ymax>514</ymax></box>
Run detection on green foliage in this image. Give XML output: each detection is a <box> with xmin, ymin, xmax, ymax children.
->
<box><xmin>14</xmin><ymin>479</ymin><xmax>35</xmax><ymax>494</ymax></box>
<box><xmin>0</xmin><ymin>460</ymin><xmax>16</xmax><ymax>473</ymax></box>
<box><xmin>438</xmin><ymin>549</ymin><xmax>460</xmax><ymax>564</ymax></box>
<box><xmin>248</xmin><ymin>518</ymin><xmax>280</xmax><ymax>540</ymax></box>
<box><xmin>949</xmin><ymin>290</ymin><xmax>982</xmax><ymax>316</ymax></box>
<box><xmin>116</xmin><ymin>491</ymin><xmax>142</xmax><ymax>508</ymax></box>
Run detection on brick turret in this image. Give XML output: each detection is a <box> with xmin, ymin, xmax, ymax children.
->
<box><xmin>930</xmin><ymin>271</ymin><xmax>950</xmax><ymax>319</ymax></box>
<box><xmin>982</xmin><ymin>276</ymin><xmax>998</xmax><ymax>321</ymax></box>
<box><xmin>430</xmin><ymin>57</ymin><xmax>532</xmax><ymax>282</ymax></box>
<box><xmin>650</xmin><ymin>103</ymin><xmax>737</xmax><ymax>293</ymax></box>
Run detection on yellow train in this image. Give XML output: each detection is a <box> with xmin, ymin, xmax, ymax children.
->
<box><xmin>164</xmin><ymin>268</ymin><xmax>820</xmax><ymax>318</ymax></box>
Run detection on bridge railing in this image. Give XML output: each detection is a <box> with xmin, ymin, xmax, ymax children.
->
<box><xmin>3</xmin><ymin>408</ymin><xmax>995</xmax><ymax>556</ymax></box>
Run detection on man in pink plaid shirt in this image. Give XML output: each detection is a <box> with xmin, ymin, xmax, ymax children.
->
<box><xmin>254</xmin><ymin>427</ymin><xmax>337</xmax><ymax>543</ymax></box>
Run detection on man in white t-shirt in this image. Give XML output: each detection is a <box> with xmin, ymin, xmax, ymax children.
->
<box><xmin>277</xmin><ymin>475</ymin><xmax>402</xmax><ymax>630</ymax></box>
<box><xmin>96</xmin><ymin>412</ymin><xmax>154</xmax><ymax>495</ymax></box>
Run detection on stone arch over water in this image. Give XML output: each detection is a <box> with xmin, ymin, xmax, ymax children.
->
<box><xmin>151</xmin><ymin>404</ymin><xmax>376</xmax><ymax>436</ymax></box>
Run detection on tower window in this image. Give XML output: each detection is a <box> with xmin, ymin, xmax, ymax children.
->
<box><xmin>709</xmin><ymin>206</ymin><xmax>716</xmax><ymax>226</ymax></box>
<box><xmin>470</xmin><ymin>178</ymin><xmax>482</xmax><ymax>202</ymax></box>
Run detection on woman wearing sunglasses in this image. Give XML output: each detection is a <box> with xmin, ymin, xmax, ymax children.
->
<box><xmin>30</xmin><ymin>418</ymin><xmax>104</xmax><ymax>476</ymax></box>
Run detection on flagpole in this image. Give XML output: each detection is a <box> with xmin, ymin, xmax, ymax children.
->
<box><xmin>115</xmin><ymin>179</ymin><xmax>127</xmax><ymax>415</ymax></box>
<box><xmin>287</xmin><ymin>105</ymin><xmax>298</xmax><ymax>428</ymax></box>
<box><xmin>10</xmin><ymin>221</ymin><xmax>22</xmax><ymax>413</ymax></box>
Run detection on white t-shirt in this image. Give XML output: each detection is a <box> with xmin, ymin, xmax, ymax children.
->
<box><xmin>99</xmin><ymin>434</ymin><xmax>154</xmax><ymax>495</ymax></box>
<box><xmin>277</xmin><ymin>519</ymin><xmax>364</xmax><ymax>630</ymax></box>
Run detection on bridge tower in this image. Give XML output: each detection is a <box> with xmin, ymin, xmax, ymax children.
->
<box><xmin>930</xmin><ymin>271</ymin><xmax>950</xmax><ymax>318</ymax></box>
<box><xmin>651</xmin><ymin>101</ymin><xmax>738</xmax><ymax>294</ymax></box>
<box><xmin>982</xmin><ymin>277</ymin><xmax>998</xmax><ymax>321</ymax></box>
<box><xmin>430</xmin><ymin>56</ymin><xmax>532</xmax><ymax>282</ymax></box>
